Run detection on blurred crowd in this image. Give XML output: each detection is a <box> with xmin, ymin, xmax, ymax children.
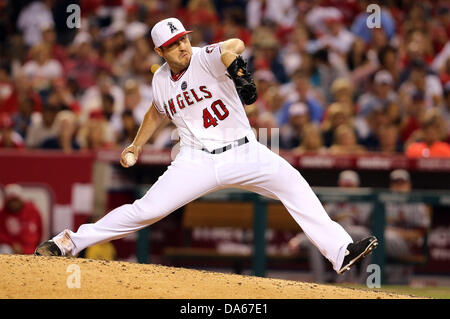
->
<box><xmin>0</xmin><ymin>0</ymin><xmax>449</xmax><ymax>157</ymax></box>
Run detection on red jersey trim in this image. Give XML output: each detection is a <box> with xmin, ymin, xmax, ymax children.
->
<box><xmin>170</xmin><ymin>68</ymin><xmax>188</xmax><ymax>81</ymax></box>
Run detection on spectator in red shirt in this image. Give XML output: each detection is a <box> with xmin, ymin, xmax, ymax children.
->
<box><xmin>187</xmin><ymin>0</ymin><xmax>219</xmax><ymax>29</ymax></box>
<box><xmin>66</xmin><ymin>33</ymin><xmax>111</xmax><ymax>91</ymax></box>
<box><xmin>406</xmin><ymin>115</ymin><xmax>450</xmax><ymax>158</ymax></box>
<box><xmin>0</xmin><ymin>184</ymin><xmax>43</xmax><ymax>254</ymax></box>
<box><xmin>0</xmin><ymin>62</ymin><xmax>17</xmax><ymax>114</ymax></box>
<box><xmin>40</xmin><ymin>23</ymin><xmax>70</xmax><ymax>72</ymax></box>
<box><xmin>212</xmin><ymin>9</ymin><xmax>252</xmax><ymax>46</ymax></box>
<box><xmin>0</xmin><ymin>113</ymin><xmax>24</xmax><ymax>148</ymax></box>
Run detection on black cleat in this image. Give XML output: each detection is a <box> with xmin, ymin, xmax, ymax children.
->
<box><xmin>338</xmin><ymin>236</ymin><xmax>378</xmax><ymax>275</ymax></box>
<box><xmin>34</xmin><ymin>240</ymin><xmax>62</xmax><ymax>256</ymax></box>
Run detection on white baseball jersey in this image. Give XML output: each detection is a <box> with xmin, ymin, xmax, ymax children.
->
<box><xmin>152</xmin><ymin>43</ymin><xmax>254</xmax><ymax>151</ymax></box>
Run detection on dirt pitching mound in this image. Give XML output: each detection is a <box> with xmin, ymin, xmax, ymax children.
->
<box><xmin>0</xmin><ymin>254</ymin><xmax>416</xmax><ymax>299</ymax></box>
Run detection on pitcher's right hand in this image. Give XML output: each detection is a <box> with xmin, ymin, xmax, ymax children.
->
<box><xmin>120</xmin><ymin>144</ymin><xmax>142</xmax><ymax>168</ymax></box>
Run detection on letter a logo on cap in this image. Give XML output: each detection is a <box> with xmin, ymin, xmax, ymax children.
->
<box><xmin>151</xmin><ymin>18</ymin><xmax>192</xmax><ymax>48</ymax></box>
<box><xmin>168</xmin><ymin>22</ymin><xmax>178</xmax><ymax>34</ymax></box>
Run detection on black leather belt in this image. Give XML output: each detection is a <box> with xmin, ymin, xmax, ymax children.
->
<box><xmin>202</xmin><ymin>136</ymin><xmax>249</xmax><ymax>154</ymax></box>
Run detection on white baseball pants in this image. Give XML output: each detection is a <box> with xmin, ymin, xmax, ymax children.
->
<box><xmin>53</xmin><ymin>134</ymin><xmax>353</xmax><ymax>272</ymax></box>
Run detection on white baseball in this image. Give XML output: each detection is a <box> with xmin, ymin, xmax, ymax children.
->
<box><xmin>124</xmin><ymin>152</ymin><xmax>137</xmax><ymax>166</ymax></box>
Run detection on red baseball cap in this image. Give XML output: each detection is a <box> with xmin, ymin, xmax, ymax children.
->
<box><xmin>151</xmin><ymin>17</ymin><xmax>192</xmax><ymax>48</ymax></box>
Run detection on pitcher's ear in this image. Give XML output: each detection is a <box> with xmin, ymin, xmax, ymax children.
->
<box><xmin>154</xmin><ymin>47</ymin><xmax>163</xmax><ymax>57</ymax></box>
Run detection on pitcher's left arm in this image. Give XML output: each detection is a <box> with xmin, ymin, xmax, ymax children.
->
<box><xmin>220</xmin><ymin>39</ymin><xmax>257</xmax><ymax>105</ymax></box>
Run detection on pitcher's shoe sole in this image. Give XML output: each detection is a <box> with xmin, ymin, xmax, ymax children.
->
<box><xmin>338</xmin><ymin>236</ymin><xmax>378</xmax><ymax>275</ymax></box>
<box><xmin>34</xmin><ymin>240</ymin><xmax>62</xmax><ymax>256</ymax></box>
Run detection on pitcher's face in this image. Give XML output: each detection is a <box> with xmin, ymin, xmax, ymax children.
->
<box><xmin>155</xmin><ymin>35</ymin><xmax>192</xmax><ymax>72</ymax></box>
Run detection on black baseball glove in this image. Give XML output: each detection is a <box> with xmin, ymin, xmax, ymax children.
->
<box><xmin>227</xmin><ymin>56</ymin><xmax>257</xmax><ymax>105</ymax></box>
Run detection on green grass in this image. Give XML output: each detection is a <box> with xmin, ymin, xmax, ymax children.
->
<box><xmin>336</xmin><ymin>284</ymin><xmax>450</xmax><ymax>299</ymax></box>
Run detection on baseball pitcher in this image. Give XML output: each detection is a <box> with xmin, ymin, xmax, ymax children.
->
<box><xmin>35</xmin><ymin>18</ymin><xmax>377</xmax><ymax>276</ymax></box>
